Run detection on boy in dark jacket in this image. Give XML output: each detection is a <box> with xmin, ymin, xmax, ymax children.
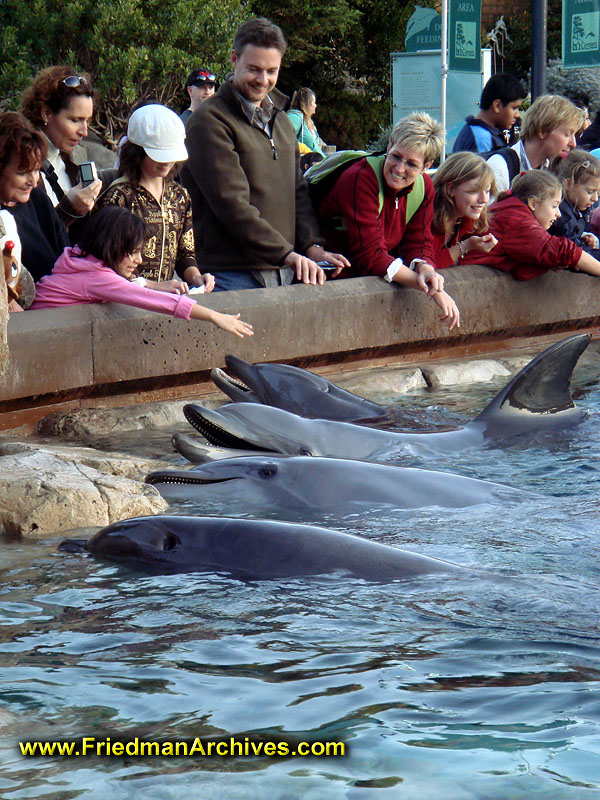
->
<box><xmin>452</xmin><ymin>73</ymin><xmax>524</xmax><ymax>154</ymax></box>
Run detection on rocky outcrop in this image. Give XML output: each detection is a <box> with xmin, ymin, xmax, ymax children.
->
<box><xmin>0</xmin><ymin>442</ymin><xmax>168</xmax><ymax>538</ymax></box>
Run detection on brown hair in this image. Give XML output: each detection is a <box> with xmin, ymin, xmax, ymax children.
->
<box><xmin>233</xmin><ymin>17</ymin><xmax>287</xmax><ymax>56</ymax></box>
<box><xmin>497</xmin><ymin>170</ymin><xmax>563</xmax><ymax>204</ymax></box>
<box><xmin>21</xmin><ymin>65</ymin><xmax>96</xmax><ymax>129</ymax></box>
<box><xmin>0</xmin><ymin>111</ymin><xmax>47</xmax><ymax>174</ymax></box>
<box><xmin>117</xmin><ymin>140</ymin><xmax>179</xmax><ymax>184</ymax></box>
<box><xmin>432</xmin><ymin>152</ymin><xmax>495</xmax><ymax>236</ymax></box>
<box><xmin>290</xmin><ymin>88</ymin><xmax>316</xmax><ymax>132</ymax></box>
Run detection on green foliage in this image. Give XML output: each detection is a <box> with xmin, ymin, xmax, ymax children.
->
<box><xmin>250</xmin><ymin>0</ymin><xmax>438</xmax><ymax>148</ymax></box>
<box><xmin>0</xmin><ymin>0</ymin><xmax>246</xmax><ymax>144</ymax></box>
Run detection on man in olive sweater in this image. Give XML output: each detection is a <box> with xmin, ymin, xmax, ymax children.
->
<box><xmin>180</xmin><ymin>17</ymin><xmax>348</xmax><ymax>291</ymax></box>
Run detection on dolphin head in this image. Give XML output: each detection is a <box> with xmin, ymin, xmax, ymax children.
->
<box><xmin>211</xmin><ymin>355</ymin><xmax>387</xmax><ymax>422</ymax></box>
<box><xmin>147</xmin><ymin>456</ymin><xmax>283</xmax><ymax>489</ymax></box>
<box><xmin>183</xmin><ymin>402</ymin><xmax>321</xmax><ymax>455</ymax></box>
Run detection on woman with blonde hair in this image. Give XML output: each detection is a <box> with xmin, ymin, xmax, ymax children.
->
<box><xmin>486</xmin><ymin>94</ymin><xmax>584</xmax><ymax>196</ymax></box>
<box><xmin>287</xmin><ymin>88</ymin><xmax>325</xmax><ymax>156</ymax></box>
<box><xmin>432</xmin><ymin>151</ymin><xmax>498</xmax><ymax>267</ymax></box>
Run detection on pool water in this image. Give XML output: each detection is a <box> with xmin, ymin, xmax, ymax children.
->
<box><xmin>1</xmin><ymin>344</ymin><xmax>600</xmax><ymax>799</ymax></box>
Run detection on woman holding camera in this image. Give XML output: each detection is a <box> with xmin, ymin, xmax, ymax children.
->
<box><xmin>20</xmin><ymin>65</ymin><xmax>102</xmax><ymax>230</ymax></box>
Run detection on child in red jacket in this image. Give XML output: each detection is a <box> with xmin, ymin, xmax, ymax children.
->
<box><xmin>462</xmin><ymin>170</ymin><xmax>600</xmax><ymax>279</ymax></box>
<box><xmin>432</xmin><ymin>151</ymin><xmax>498</xmax><ymax>268</ymax></box>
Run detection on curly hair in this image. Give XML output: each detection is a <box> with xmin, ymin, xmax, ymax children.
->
<box><xmin>0</xmin><ymin>111</ymin><xmax>47</xmax><ymax>174</ymax></box>
<box><xmin>20</xmin><ymin>65</ymin><xmax>96</xmax><ymax>129</ymax></box>
<box><xmin>432</xmin><ymin>152</ymin><xmax>496</xmax><ymax>237</ymax></box>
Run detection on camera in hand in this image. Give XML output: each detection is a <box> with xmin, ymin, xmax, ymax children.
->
<box><xmin>79</xmin><ymin>161</ymin><xmax>98</xmax><ymax>187</ymax></box>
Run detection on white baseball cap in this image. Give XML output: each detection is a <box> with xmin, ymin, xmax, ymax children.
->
<box><xmin>127</xmin><ymin>104</ymin><xmax>188</xmax><ymax>163</ymax></box>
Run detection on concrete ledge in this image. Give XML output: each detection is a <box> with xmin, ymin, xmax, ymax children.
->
<box><xmin>3</xmin><ymin>265</ymin><xmax>600</xmax><ymax>409</ymax></box>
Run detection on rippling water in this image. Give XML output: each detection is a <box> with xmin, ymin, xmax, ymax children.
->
<box><xmin>1</xmin><ymin>344</ymin><xmax>600</xmax><ymax>799</ymax></box>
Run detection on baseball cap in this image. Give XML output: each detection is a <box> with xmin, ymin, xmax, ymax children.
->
<box><xmin>127</xmin><ymin>104</ymin><xmax>188</xmax><ymax>163</ymax></box>
<box><xmin>186</xmin><ymin>68</ymin><xmax>217</xmax><ymax>88</ymax></box>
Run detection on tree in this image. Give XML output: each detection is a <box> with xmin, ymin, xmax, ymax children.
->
<box><xmin>0</xmin><ymin>0</ymin><xmax>245</xmax><ymax>145</ymax></box>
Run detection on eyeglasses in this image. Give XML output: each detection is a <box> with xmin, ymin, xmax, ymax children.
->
<box><xmin>61</xmin><ymin>75</ymin><xmax>89</xmax><ymax>88</ymax></box>
<box><xmin>385</xmin><ymin>152</ymin><xmax>424</xmax><ymax>173</ymax></box>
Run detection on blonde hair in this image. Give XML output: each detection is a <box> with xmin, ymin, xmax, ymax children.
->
<box><xmin>432</xmin><ymin>152</ymin><xmax>496</xmax><ymax>236</ymax></box>
<box><xmin>387</xmin><ymin>112</ymin><xmax>445</xmax><ymax>165</ymax></box>
<box><xmin>497</xmin><ymin>170</ymin><xmax>563</xmax><ymax>205</ymax></box>
<box><xmin>521</xmin><ymin>94</ymin><xmax>584</xmax><ymax>141</ymax></box>
<box><xmin>549</xmin><ymin>147</ymin><xmax>600</xmax><ymax>186</ymax></box>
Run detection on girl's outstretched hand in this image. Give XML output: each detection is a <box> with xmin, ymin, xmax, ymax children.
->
<box><xmin>212</xmin><ymin>311</ymin><xmax>254</xmax><ymax>338</ymax></box>
<box><xmin>432</xmin><ymin>289</ymin><xmax>460</xmax><ymax>330</ymax></box>
<box><xmin>467</xmin><ymin>233</ymin><xmax>498</xmax><ymax>253</ymax></box>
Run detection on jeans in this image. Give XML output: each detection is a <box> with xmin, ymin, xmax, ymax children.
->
<box><xmin>212</xmin><ymin>271</ymin><xmax>263</xmax><ymax>292</ymax></box>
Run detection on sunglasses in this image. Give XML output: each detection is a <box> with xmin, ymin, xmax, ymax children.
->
<box><xmin>61</xmin><ymin>75</ymin><xmax>89</xmax><ymax>88</ymax></box>
<box><xmin>194</xmin><ymin>73</ymin><xmax>216</xmax><ymax>83</ymax></box>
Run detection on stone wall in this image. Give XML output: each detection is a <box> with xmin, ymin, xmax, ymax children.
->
<box><xmin>0</xmin><ymin>276</ymin><xmax>7</xmax><ymax>378</ymax></box>
<box><xmin>3</xmin><ymin>266</ymin><xmax>600</xmax><ymax>410</ymax></box>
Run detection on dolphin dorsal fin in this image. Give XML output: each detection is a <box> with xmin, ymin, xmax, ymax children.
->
<box><xmin>474</xmin><ymin>334</ymin><xmax>590</xmax><ymax>426</ymax></box>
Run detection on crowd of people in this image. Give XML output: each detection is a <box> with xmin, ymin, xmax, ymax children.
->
<box><xmin>2</xmin><ymin>15</ymin><xmax>600</xmax><ymax>341</ymax></box>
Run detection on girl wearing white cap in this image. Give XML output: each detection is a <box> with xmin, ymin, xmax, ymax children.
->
<box><xmin>97</xmin><ymin>104</ymin><xmax>215</xmax><ymax>295</ymax></box>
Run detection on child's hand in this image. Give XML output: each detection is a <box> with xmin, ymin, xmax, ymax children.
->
<box><xmin>431</xmin><ymin>289</ymin><xmax>460</xmax><ymax>330</ymax></box>
<box><xmin>467</xmin><ymin>233</ymin><xmax>498</xmax><ymax>253</ymax></box>
<box><xmin>156</xmin><ymin>279</ymin><xmax>189</xmax><ymax>294</ymax></box>
<box><xmin>583</xmin><ymin>232</ymin><xmax>599</xmax><ymax>249</ymax></box>
<box><xmin>213</xmin><ymin>311</ymin><xmax>254</xmax><ymax>338</ymax></box>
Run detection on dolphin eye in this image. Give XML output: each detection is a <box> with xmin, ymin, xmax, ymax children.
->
<box><xmin>258</xmin><ymin>467</ymin><xmax>276</xmax><ymax>479</ymax></box>
<box><xmin>162</xmin><ymin>533</ymin><xmax>181</xmax><ymax>552</ymax></box>
<box><xmin>298</xmin><ymin>448</ymin><xmax>313</xmax><ymax>456</ymax></box>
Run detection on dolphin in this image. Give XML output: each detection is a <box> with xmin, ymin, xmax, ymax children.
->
<box><xmin>175</xmin><ymin>335</ymin><xmax>590</xmax><ymax>463</ymax></box>
<box><xmin>59</xmin><ymin>515</ymin><xmax>466</xmax><ymax>580</ymax></box>
<box><xmin>145</xmin><ymin>455</ymin><xmax>532</xmax><ymax>510</ymax></box>
<box><xmin>212</xmin><ymin>336</ymin><xmax>589</xmax><ymax>426</ymax></box>
<box><xmin>212</xmin><ymin>354</ymin><xmax>388</xmax><ymax>422</ymax></box>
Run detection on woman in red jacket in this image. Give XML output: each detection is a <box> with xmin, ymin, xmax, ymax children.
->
<box><xmin>432</xmin><ymin>151</ymin><xmax>498</xmax><ymax>267</ymax></box>
<box><xmin>462</xmin><ymin>170</ymin><xmax>600</xmax><ymax>279</ymax></box>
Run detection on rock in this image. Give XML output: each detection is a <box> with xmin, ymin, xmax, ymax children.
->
<box><xmin>337</xmin><ymin>366</ymin><xmax>427</xmax><ymax>398</ymax></box>
<box><xmin>36</xmin><ymin>397</ymin><xmax>225</xmax><ymax>438</ymax></box>
<box><xmin>422</xmin><ymin>359</ymin><xmax>512</xmax><ymax>387</ymax></box>
<box><xmin>0</xmin><ymin>442</ymin><xmax>168</xmax><ymax>538</ymax></box>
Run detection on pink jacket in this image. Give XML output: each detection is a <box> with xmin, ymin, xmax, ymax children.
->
<box><xmin>31</xmin><ymin>247</ymin><xmax>196</xmax><ymax>318</ymax></box>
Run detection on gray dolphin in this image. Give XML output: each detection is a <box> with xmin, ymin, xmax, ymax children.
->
<box><xmin>212</xmin><ymin>335</ymin><xmax>589</xmax><ymax>425</ymax></box>
<box><xmin>212</xmin><ymin>354</ymin><xmax>388</xmax><ymax>422</ymax></box>
<box><xmin>176</xmin><ymin>335</ymin><xmax>590</xmax><ymax>463</ymax></box>
<box><xmin>146</xmin><ymin>455</ymin><xmax>532</xmax><ymax>510</ymax></box>
<box><xmin>59</xmin><ymin>515</ymin><xmax>466</xmax><ymax>580</ymax></box>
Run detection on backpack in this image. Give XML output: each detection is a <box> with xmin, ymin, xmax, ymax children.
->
<box><xmin>482</xmin><ymin>146</ymin><xmax>521</xmax><ymax>185</ymax></box>
<box><xmin>305</xmin><ymin>150</ymin><xmax>425</xmax><ymax>226</ymax></box>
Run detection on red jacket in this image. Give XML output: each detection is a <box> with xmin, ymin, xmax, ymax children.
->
<box><xmin>462</xmin><ymin>196</ymin><xmax>582</xmax><ymax>281</ymax></box>
<box><xmin>317</xmin><ymin>158</ymin><xmax>437</xmax><ymax>277</ymax></box>
<box><xmin>432</xmin><ymin>217</ymin><xmax>474</xmax><ymax>269</ymax></box>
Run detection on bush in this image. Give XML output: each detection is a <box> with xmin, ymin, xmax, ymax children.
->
<box><xmin>0</xmin><ymin>0</ymin><xmax>245</xmax><ymax>146</ymax></box>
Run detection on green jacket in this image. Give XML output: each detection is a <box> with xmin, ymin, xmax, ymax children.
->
<box><xmin>180</xmin><ymin>80</ymin><xmax>323</xmax><ymax>273</ymax></box>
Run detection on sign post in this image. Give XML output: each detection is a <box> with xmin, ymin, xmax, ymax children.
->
<box><xmin>449</xmin><ymin>0</ymin><xmax>482</xmax><ymax>73</ymax></box>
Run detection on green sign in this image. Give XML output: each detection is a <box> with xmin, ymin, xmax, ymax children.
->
<box><xmin>405</xmin><ymin>5</ymin><xmax>442</xmax><ymax>52</ymax></box>
<box><xmin>563</xmin><ymin>0</ymin><xmax>600</xmax><ymax>67</ymax></box>
<box><xmin>449</xmin><ymin>0</ymin><xmax>481</xmax><ymax>72</ymax></box>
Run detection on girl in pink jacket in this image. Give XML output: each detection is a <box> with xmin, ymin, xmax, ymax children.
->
<box><xmin>31</xmin><ymin>206</ymin><xmax>253</xmax><ymax>337</ymax></box>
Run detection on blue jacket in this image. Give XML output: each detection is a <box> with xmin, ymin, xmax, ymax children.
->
<box><xmin>549</xmin><ymin>198</ymin><xmax>600</xmax><ymax>258</ymax></box>
<box><xmin>452</xmin><ymin>116</ymin><xmax>507</xmax><ymax>154</ymax></box>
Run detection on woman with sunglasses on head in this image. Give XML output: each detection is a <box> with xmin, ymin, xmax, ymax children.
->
<box><xmin>20</xmin><ymin>66</ymin><xmax>103</xmax><ymax>230</ymax></box>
